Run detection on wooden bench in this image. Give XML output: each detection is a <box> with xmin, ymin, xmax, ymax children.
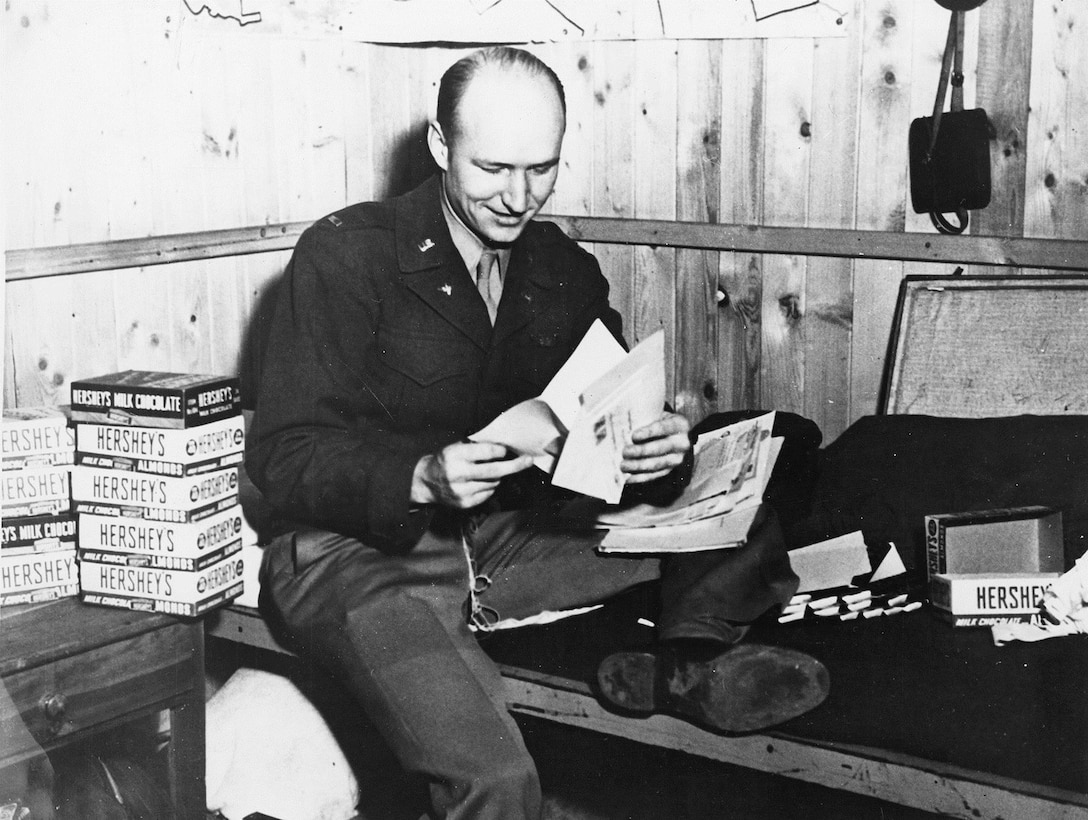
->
<box><xmin>205</xmin><ymin>596</ymin><xmax>1088</xmax><ymax>820</ymax></box>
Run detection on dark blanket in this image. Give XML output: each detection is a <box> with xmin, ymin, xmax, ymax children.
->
<box><xmin>485</xmin><ymin>412</ymin><xmax>1088</xmax><ymax>796</ymax></box>
<box><xmin>790</xmin><ymin>414</ymin><xmax>1088</xmax><ymax>579</ymax></box>
<box><xmin>679</xmin><ymin>411</ymin><xmax>1088</xmax><ymax>581</ymax></box>
<box><xmin>482</xmin><ymin>583</ymin><xmax>1088</xmax><ymax>796</ymax></box>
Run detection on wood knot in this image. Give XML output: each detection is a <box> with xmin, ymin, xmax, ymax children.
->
<box><xmin>778</xmin><ymin>293</ymin><xmax>802</xmax><ymax>324</ymax></box>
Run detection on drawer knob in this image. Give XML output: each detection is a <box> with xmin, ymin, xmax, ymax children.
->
<box><xmin>40</xmin><ymin>692</ymin><xmax>67</xmax><ymax>721</ymax></box>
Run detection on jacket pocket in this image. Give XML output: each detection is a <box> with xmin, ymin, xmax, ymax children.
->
<box><xmin>376</xmin><ymin>328</ymin><xmax>478</xmax><ymax>428</ymax></box>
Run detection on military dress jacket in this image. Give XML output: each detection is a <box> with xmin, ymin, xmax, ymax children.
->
<box><xmin>246</xmin><ymin>176</ymin><xmax>624</xmax><ymax>554</ymax></box>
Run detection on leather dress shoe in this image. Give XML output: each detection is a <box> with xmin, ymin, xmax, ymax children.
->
<box><xmin>596</xmin><ymin>643</ymin><xmax>829</xmax><ymax>733</ymax></box>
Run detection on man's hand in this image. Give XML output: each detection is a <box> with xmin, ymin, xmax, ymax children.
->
<box><xmin>621</xmin><ymin>412</ymin><xmax>692</xmax><ymax>485</ymax></box>
<box><xmin>411</xmin><ymin>441</ymin><xmax>532</xmax><ymax>509</ymax></box>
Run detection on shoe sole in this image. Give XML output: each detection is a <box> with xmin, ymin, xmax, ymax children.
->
<box><xmin>597</xmin><ymin>644</ymin><xmax>830</xmax><ymax>733</ymax></box>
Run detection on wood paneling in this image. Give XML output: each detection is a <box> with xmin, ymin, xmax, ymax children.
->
<box><xmin>716</xmin><ymin>38</ymin><xmax>766</xmax><ymax>414</ymax></box>
<box><xmin>760</xmin><ymin>37</ymin><xmax>814</xmax><ymax>417</ymax></box>
<box><xmin>674</xmin><ymin>40</ymin><xmax>722</xmax><ymax>423</ymax></box>
<box><xmin>804</xmin><ymin>4</ymin><xmax>861</xmax><ymax>440</ymax></box>
<box><xmin>851</xmin><ymin>0</ymin><xmax>910</xmax><ymax>422</ymax></box>
<box><xmin>9</xmin><ymin>220</ymin><xmax>1088</xmax><ymax>409</ymax></box>
<box><xmin>631</xmin><ymin>38</ymin><xmax>678</xmax><ymax>369</ymax></box>
<box><xmin>588</xmin><ymin>41</ymin><xmax>637</xmax><ymax>337</ymax></box>
<box><xmin>1026</xmin><ymin>2</ymin><xmax>1088</xmax><ymax>241</ymax></box>
<box><xmin>537</xmin><ymin>42</ymin><xmax>595</xmax><ymax>218</ymax></box>
<box><xmin>5</xmin><ymin>1</ymin><xmax>1088</xmax><ymax>442</ymax></box>
<box><xmin>976</xmin><ymin>0</ymin><xmax>1034</xmax><ymax>238</ymax></box>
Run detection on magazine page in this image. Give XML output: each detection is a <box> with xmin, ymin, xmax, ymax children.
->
<box><xmin>598</xmin><ymin>503</ymin><xmax>763</xmax><ymax>553</ymax></box>
<box><xmin>594</xmin><ymin>413</ymin><xmax>776</xmax><ymax>528</ymax></box>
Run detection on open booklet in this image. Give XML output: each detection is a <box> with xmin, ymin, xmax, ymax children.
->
<box><xmin>469</xmin><ymin>319</ymin><xmax>666</xmax><ymax>503</ymax></box>
<box><xmin>592</xmin><ymin>412</ymin><xmax>782</xmax><ymax>553</ymax></box>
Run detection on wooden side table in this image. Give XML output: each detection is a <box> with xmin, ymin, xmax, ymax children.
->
<box><xmin>0</xmin><ymin>597</ymin><xmax>205</xmax><ymax>819</ymax></box>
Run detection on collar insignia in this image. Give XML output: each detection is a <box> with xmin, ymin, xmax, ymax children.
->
<box><xmin>418</xmin><ymin>238</ymin><xmax>435</xmax><ymax>253</ymax></box>
<box><xmin>440</xmin><ymin>284</ymin><xmax>452</xmax><ymax>296</ymax></box>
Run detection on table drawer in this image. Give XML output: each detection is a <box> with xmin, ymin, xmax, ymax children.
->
<box><xmin>0</xmin><ymin>622</ymin><xmax>194</xmax><ymax>761</ymax></box>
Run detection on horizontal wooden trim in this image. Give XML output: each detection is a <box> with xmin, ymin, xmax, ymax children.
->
<box><xmin>549</xmin><ymin>216</ymin><xmax>1088</xmax><ymax>271</ymax></box>
<box><xmin>503</xmin><ymin>676</ymin><xmax>1088</xmax><ymax>820</ymax></box>
<box><xmin>4</xmin><ymin>222</ymin><xmax>310</xmax><ymax>281</ymax></box>
<box><xmin>205</xmin><ymin>604</ymin><xmax>294</xmax><ymax>655</ymax></box>
<box><xmin>7</xmin><ymin>217</ymin><xmax>1088</xmax><ymax>280</ymax></box>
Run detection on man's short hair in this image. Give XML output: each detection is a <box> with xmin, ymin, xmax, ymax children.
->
<box><xmin>436</xmin><ymin>46</ymin><xmax>566</xmax><ymax>142</ymax></box>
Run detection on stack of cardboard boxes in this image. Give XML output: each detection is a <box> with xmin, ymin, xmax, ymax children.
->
<box><xmin>926</xmin><ymin>506</ymin><xmax>1065</xmax><ymax>627</ymax></box>
<box><xmin>69</xmin><ymin>371</ymin><xmax>247</xmax><ymax>616</ymax></box>
<box><xmin>0</xmin><ymin>408</ymin><xmax>79</xmax><ymax>605</ymax></box>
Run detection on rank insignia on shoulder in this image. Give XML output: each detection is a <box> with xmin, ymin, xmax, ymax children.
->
<box><xmin>418</xmin><ymin>238</ymin><xmax>435</xmax><ymax>252</ymax></box>
<box><xmin>327</xmin><ymin>214</ymin><xmax>343</xmax><ymax>227</ymax></box>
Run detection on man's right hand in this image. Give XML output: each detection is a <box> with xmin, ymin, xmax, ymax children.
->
<box><xmin>411</xmin><ymin>441</ymin><xmax>532</xmax><ymax>509</ymax></box>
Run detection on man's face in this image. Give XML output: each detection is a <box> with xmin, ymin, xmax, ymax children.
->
<box><xmin>429</xmin><ymin>67</ymin><xmax>565</xmax><ymax>246</ymax></box>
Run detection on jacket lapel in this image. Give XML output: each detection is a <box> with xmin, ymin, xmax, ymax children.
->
<box><xmin>491</xmin><ymin>235</ymin><xmax>557</xmax><ymax>345</ymax></box>
<box><xmin>394</xmin><ymin>177</ymin><xmax>492</xmax><ymax>351</ymax></box>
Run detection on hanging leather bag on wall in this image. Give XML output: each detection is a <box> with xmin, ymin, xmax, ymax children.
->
<box><xmin>908</xmin><ymin>7</ymin><xmax>992</xmax><ymax>234</ymax></box>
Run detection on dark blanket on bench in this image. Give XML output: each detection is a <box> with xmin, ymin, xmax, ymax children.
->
<box><xmin>483</xmin><ymin>412</ymin><xmax>1088</xmax><ymax>797</ymax></box>
<box><xmin>789</xmin><ymin>413</ymin><xmax>1088</xmax><ymax>577</ymax></box>
<box><xmin>481</xmin><ymin>581</ymin><xmax>1088</xmax><ymax>797</ymax></box>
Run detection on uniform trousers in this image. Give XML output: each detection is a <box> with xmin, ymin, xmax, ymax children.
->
<box><xmin>259</xmin><ymin>505</ymin><xmax>797</xmax><ymax>820</ymax></box>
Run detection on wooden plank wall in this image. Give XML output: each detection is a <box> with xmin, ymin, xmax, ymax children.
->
<box><xmin>4</xmin><ymin>0</ymin><xmax>1087</xmax><ymax>442</ymax></box>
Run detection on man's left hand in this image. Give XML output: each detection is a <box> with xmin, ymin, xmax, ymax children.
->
<box><xmin>621</xmin><ymin>412</ymin><xmax>691</xmax><ymax>484</ymax></box>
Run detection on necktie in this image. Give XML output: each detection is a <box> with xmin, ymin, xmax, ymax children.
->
<box><xmin>476</xmin><ymin>250</ymin><xmax>499</xmax><ymax>324</ymax></box>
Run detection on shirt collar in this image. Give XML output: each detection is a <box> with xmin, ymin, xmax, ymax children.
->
<box><xmin>439</xmin><ymin>178</ymin><xmax>511</xmax><ymax>281</ymax></box>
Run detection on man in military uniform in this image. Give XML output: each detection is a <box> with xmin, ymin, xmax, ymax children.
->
<box><xmin>248</xmin><ymin>46</ymin><xmax>827</xmax><ymax>820</ymax></box>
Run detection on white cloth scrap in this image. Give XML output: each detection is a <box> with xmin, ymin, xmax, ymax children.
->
<box><xmin>206</xmin><ymin>668</ymin><xmax>359</xmax><ymax>820</ymax></box>
<box><xmin>992</xmin><ymin>553</ymin><xmax>1088</xmax><ymax>646</ymax></box>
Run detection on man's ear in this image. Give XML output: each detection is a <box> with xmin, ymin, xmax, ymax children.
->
<box><xmin>427</xmin><ymin>121</ymin><xmax>450</xmax><ymax>172</ymax></box>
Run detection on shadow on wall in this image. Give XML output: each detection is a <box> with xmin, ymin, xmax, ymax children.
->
<box><xmin>378</xmin><ymin>119</ymin><xmax>435</xmax><ymax>202</ymax></box>
<box><xmin>237</xmin><ymin>121</ymin><xmax>435</xmax><ymax>410</ymax></box>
